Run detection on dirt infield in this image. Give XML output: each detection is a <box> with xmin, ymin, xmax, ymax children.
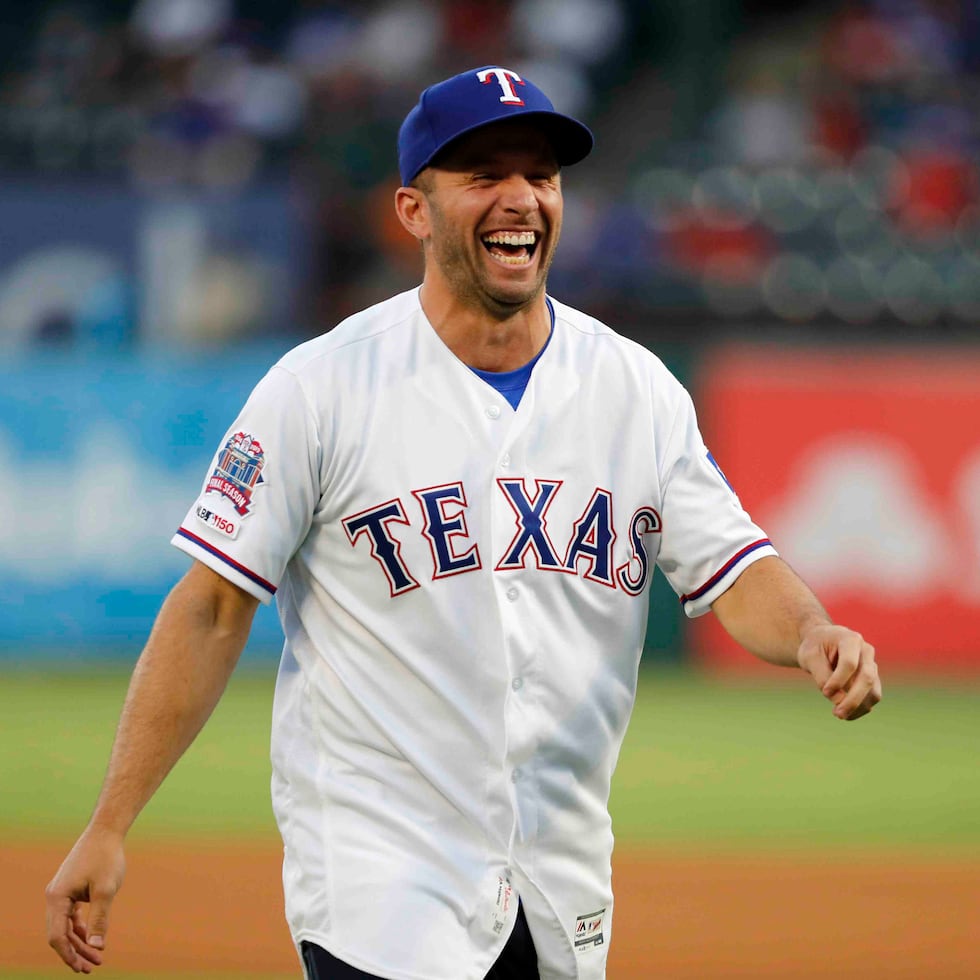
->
<box><xmin>10</xmin><ymin>840</ymin><xmax>978</xmax><ymax>978</ymax></box>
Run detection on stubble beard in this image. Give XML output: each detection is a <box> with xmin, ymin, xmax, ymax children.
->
<box><xmin>428</xmin><ymin>208</ymin><xmax>558</xmax><ymax>320</ymax></box>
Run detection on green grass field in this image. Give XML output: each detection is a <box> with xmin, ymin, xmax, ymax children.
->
<box><xmin>5</xmin><ymin>663</ymin><xmax>978</xmax><ymax>979</ymax></box>
<box><xmin>3</xmin><ymin>663</ymin><xmax>978</xmax><ymax>850</ymax></box>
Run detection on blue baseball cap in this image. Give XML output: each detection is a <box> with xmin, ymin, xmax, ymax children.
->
<box><xmin>397</xmin><ymin>66</ymin><xmax>594</xmax><ymax>185</ymax></box>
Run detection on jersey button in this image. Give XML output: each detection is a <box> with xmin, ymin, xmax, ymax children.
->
<box><xmin>486</xmin><ymin>405</ymin><xmax>501</xmax><ymax>420</ymax></box>
<box><xmin>505</xmin><ymin>587</ymin><xmax>519</xmax><ymax>602</ymax></box>
<box><xmin>500</xmin><ymin>452</ymin><xmax>511</xmax><ymax>468</ymax></box>
<box><xmin>511</xmin><ymin>677</ymin><xmax>523</xmax><ymax>691</ymax></box>
<box><xmin>511</xmin><ymin>768</ymin><xmax>522</xmax><ymax>783</ymax></box>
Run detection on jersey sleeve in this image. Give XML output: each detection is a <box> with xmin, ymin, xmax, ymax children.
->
<box><xmin>655</xmin><ymin>385</ymin><xmax>777</xmax><ymax>618</ymax></box>
<box><xmin>171</xmin><ymin>366</ymin><xmax>319</xmax><ymax>604</ymax></box>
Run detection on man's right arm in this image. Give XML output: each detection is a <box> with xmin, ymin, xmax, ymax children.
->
<box><xmin>45</xmin><ymin>561</ymin><xmax>260</xmax><ymax>973</ymax></box>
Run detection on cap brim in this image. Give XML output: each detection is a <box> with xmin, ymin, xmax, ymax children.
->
<box><xmin>420</xmin><ymin>110</ymin><xmax>594</xmax><ymax>176</ymax></box>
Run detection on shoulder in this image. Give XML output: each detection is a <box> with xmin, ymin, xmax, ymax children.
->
<box><xmin>275</xmin><ymin>289</ymin><xmax>421</xmax><ymax>378</ymax></box>
<box><xmin>240</xmin><ymin>290</ymin><xmax>421</xmax><ymax>420</ymax></box>
<box><xmin>548</xmin><ymin>296</ymin><xmax>682</xmax><ymax>390</ymax></box>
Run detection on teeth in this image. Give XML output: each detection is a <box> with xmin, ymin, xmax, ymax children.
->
<box><xmin>482</xmin><ymin>231</ymin><xmax>537</xmax><ymax>246</ymax></box>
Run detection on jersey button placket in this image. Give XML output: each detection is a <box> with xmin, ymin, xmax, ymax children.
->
<box><xmin>486</xmin><ymin>421</ymin><xmax>536</xmax><ymax>845</ymax></box>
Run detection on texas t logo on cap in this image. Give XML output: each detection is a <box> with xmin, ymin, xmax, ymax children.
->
<box><xmin>397</xmin><ymin>66</ymin><xmax>594</xmax><ymax>185</ymax></box>
<box><xmin>477</xmin><ymin>67</ymin><xmax>526</xmax><ymax>105</ymax></box>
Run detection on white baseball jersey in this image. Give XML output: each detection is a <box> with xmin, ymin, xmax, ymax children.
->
<box><xmin>172</xmin><ymin>288</ymin><xmax>776</xmax><ymax>980</ymax></box>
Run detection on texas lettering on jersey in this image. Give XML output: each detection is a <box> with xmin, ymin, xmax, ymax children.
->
<box><xmin>342</xmin><ymin>478</ymin><xmax>662</xmax><ymax>598</ymax></box>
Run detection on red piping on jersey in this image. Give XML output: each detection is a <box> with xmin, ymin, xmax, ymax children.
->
<box><xmin>176</xmin><ymin>527</ymin><xmax>277</xmax><ymax>596</ymax></box>
<box><xmin>680</xmin><ymin>538</ymin><xmax>771</xmax><ymax>606</ymax></box>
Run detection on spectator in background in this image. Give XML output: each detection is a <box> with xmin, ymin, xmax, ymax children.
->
<box><xmin>1</xmin><ymin>0</ymin><xmax>978</xmax><ymax>339</ymax></box>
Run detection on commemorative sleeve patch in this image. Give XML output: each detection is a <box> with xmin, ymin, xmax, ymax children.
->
<box><xmin>205</xmin><ymin>431</ymin><xmax>267</xmax><ymax>517</ymax></box>
<box><xmin>574</xmin><ymin>908</ymin><xmax>606</xmax><ymax>951</ymax></box>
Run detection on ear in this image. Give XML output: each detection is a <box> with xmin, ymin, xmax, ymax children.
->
<box><xmin>394</xmin><ymin>186</ymin><xmax>430</xmax><ymax>241</ymax></box>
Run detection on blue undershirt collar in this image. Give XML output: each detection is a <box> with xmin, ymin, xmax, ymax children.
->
<box><xmin>469</xmin><ymin>298</ymin><xmax>555</xmax><ymax>410</ymax></box>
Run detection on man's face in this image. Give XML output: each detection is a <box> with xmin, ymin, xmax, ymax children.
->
<box><xmin>419</xmin><ymin>120</ymin><xmax>563</xmax><ymax>318</ymax></box>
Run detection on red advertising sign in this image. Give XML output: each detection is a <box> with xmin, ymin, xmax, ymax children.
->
<box><xmin>690</xmin><ymin>346</ymin><xmax>980</xmax><ymax>671</ymax></box>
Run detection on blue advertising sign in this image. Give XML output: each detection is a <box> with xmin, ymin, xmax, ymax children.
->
<box><xmin>0</xmin><ymin>348</ymin><xmax>292</xmax><ymax>658</ymax></box>
<box><xmin>0</xmin><ymin>181</ymin><xmax>307</xmax><ymax>353</ymax></box>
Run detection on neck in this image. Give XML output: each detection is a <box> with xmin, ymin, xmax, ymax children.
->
<box><xmin>418</xmin><ymin>280</ymin><xmax>551</xmax><ymax>373</ymax></box>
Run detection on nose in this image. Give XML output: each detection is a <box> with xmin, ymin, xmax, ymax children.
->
<box><xmin>497</xmin><ymin>174</ymin><xmax>538</xmax><ymax>216</ymax></box>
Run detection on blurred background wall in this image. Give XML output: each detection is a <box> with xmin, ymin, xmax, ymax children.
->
<box><xmin>1</xmin><ymin>0</ymin><xmax>978</xmax><ymax>669</ymax></box>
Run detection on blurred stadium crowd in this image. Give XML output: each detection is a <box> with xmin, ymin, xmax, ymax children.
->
<box><xmin>0</xmin><ymin>0</ymin><xmax>978</xmax><ymax>347</ymax></box>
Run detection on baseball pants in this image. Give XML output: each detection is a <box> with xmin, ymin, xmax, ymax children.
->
<box><xmin>300</xmin><ymin>900</ymin><xmax>540</xmax><ymax>979</ymax></box>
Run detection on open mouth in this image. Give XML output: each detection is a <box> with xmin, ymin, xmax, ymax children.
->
<box><xmin>481</xmin><ymin>231</ymin><xmax>539</xmax><ymax>266</ymax></box>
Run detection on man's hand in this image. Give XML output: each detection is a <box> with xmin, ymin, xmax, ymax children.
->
<box><xmin>45</xmin><ymin>828</ymin><xmax>126</xmax><ymax>973</ymax></box>
<box><xmin>710</xmin><ymin>557</ymin><xmax>883</xmax><ymax>720</ymax></box>
<box><xmin>797</xmin><ymin>624</ymin><xmax>882</xmax><ymax>720</ymax></box>
<box><xmin>43</xmin><ymin>563</ymin><xmax>256</xmax><ymax>972</ymax></box>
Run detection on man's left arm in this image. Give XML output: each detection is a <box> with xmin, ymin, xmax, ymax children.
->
<box><xmin>710</xmin><ymin>555</ymin><xmax>882</xmax><ymax>720</ymax></box>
